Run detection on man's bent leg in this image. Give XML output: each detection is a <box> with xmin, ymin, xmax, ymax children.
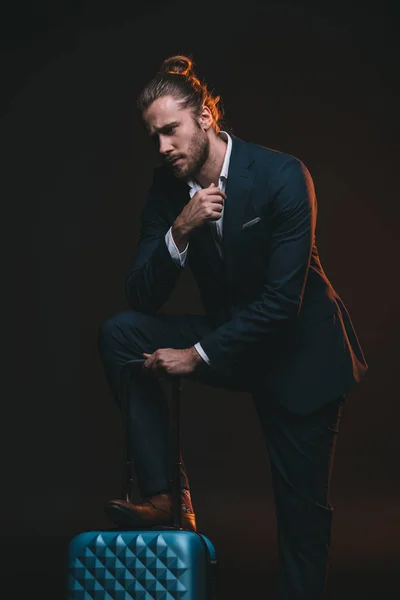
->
<box><xmin>98</xmin><ymin>310</ymin><xmax>219</xmax><ymax>498</ymax></box>
<box><xmin>252</xmin><ymin>392</ymin><xmax>345</xmax><ymax>600</ymax></box>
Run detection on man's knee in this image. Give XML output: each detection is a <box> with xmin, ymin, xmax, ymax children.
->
<box><xmin>98</xmin><ymin>310</ymin><xmax>142</xmax><ymax>352</ymax></box>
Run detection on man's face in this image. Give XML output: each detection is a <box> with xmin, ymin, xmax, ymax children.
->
<box><xmin>143</xmin><ymin>95</ymin><xmax>209</xmax><ymax>180</ymax></box>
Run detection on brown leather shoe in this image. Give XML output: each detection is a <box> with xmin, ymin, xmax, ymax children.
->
<box><xmin>104</xmin><ymin>489</ymin><xmax>196</xmax><ymax>532</ymax></box>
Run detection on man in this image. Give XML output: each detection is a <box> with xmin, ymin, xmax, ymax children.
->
<box><xmin>98</xmin><ymin>55</ymin><xmax>368</xmax><ymax>599</ymax></box>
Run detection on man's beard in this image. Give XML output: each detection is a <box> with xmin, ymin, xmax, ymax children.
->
<box><xmin>173</xmin><ymin>127</ymin><xmax>209</xmax><ymax>180</ymax></box>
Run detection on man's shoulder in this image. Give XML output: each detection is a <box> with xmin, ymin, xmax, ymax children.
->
<box><xmin>238</xmin><ymin>138</ymin><xmax>313</xmax><ymax>187</ymax></box>
<box><xmin>242</xmin><ymin>137</ymin><xmax>304</xmax><ymax>171</ymax></box>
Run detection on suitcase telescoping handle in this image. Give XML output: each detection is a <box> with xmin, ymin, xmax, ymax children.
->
<box><xmin>120</xmin><ymin>359</ymin><xmax>182</xmax><ymax>529</ymax></box>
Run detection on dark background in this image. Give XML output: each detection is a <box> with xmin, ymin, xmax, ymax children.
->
<box><xmin>1</xmin><ymin>1</ymin><xmax>399</xmax><ymax>598</ymax></box>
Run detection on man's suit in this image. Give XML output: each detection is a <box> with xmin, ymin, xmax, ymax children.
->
<box><xmin>124</xmin><ymin>131</ymin><xmax>367</xmax><ymax>412</ymax></box>
<box><xmin>98</xmin><ymin>132</ymin><xmax>368</xmax><ymax>599</ymax></box>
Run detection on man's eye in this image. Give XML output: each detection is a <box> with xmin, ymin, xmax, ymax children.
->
<box><xmin>150</xmin><ymin>126</ymin><xmax>175</xmax><ymax>143</ymax></box>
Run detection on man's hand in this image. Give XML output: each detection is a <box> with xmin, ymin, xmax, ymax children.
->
<box><xmin>174</xmin><ymin>183</ymin><xmax>226</xmax><ymax>234</ymax></box>
<box><xmin>142</xmin><ymin>347</ymin><xmax>204</xmax><ymax>380</ymax></box>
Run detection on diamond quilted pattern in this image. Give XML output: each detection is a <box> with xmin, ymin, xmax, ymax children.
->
<box><xmin>68</xmin><ymin>532</ymin><xmax>190</xmax><ymax>599</ymax></box>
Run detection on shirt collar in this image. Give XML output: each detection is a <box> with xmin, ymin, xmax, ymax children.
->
<box><xmin>185</xmin><ymin>130</ymin><xmax>232</xmax><ymax>191</ymax></box>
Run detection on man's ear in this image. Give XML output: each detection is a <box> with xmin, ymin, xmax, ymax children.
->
<box><xmin>198</xmin><ymin>105</ymin><xmax>213</xmax><ymax>130</ymax></box>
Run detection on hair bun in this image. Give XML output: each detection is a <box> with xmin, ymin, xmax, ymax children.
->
<box><xmin>159</xmin><ymin>55</ymin><xmax>194</xmax><ymax>77</ymax></box>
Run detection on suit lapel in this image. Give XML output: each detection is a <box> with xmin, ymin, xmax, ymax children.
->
<box><xmin>222</xmin><ymin>133</ymin><xmax>256</xmax><ymax>287</ymax></box>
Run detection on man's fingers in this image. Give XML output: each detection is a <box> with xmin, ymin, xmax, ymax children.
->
<box><xmin>205</xmin><ymin>189</ymin><xmax>226</xmax><ymax>199</ymax></box>
<box><xmin>142</xmin><ymin>352</ymin><xmax>155</xmax><ymax>376</ymax></box>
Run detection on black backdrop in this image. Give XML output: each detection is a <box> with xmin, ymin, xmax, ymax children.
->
<box><xmin>1</xmin><ymin>1</ymin><xmax>399</xmax><ymax>598</ymax></box>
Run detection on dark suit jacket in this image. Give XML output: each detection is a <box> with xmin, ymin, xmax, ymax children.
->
<box><xmin>125</xmin><ymin>132</ymin><xmax>368</xmax><ymax>414</ymax></box>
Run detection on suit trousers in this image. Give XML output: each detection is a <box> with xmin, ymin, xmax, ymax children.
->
<box><xmin>98</xmin><ymin>309</ymin><xmax>345</xmax><ymax>600</ymax></box>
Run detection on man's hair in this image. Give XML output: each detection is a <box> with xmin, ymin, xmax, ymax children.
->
<box><xmin>136</xmin><ymin>55</ymin><xmax>225</xmax><ymax>132</ymax></box>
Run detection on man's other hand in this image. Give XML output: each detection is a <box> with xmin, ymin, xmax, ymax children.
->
<box><xmin>142</xmin><ymin>347</ymin><xmax>204</xmax><ymax>379</ymax></box>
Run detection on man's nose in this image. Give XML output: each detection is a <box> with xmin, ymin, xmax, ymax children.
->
<box><xmin>159</xmin><ymin>137</ymin><xmax>174</xmax><ymax>156</ymax></box>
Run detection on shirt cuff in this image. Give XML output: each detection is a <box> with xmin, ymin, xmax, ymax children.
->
<box><xmin>194</xmin><ymin>342</ymin><xmax>211</xmax><ymax>366</ymax></box>
<box><xmin>165</xmin><ymin>227</ymin><xmax>188</xmax><ymax>267</ymax></box>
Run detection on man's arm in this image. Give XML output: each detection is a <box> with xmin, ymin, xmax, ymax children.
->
<box><xmin>165</xmin><ymin>226</ymin><xmax>189</xmax><ymax>266</ymax></box>
<box><xmin>198</xmin><ymin>158</ymin><xmax>317</xmax><ymax>372</ymax></box>
<box><xmin>125</xmin><ymin>169</ymin><xmax>186</xmax><ymax>314</ymax></box>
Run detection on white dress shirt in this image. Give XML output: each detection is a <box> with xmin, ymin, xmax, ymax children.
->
<box><xmin>164</xmin><ymin>130</ymin><xmax>233</xmax><ymax>366</ymax></box>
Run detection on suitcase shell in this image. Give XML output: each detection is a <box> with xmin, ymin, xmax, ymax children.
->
<box><xmin>67</xmin><ymin>528</ymin><xmax>217</xmax><ymax>599</ymax></box>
